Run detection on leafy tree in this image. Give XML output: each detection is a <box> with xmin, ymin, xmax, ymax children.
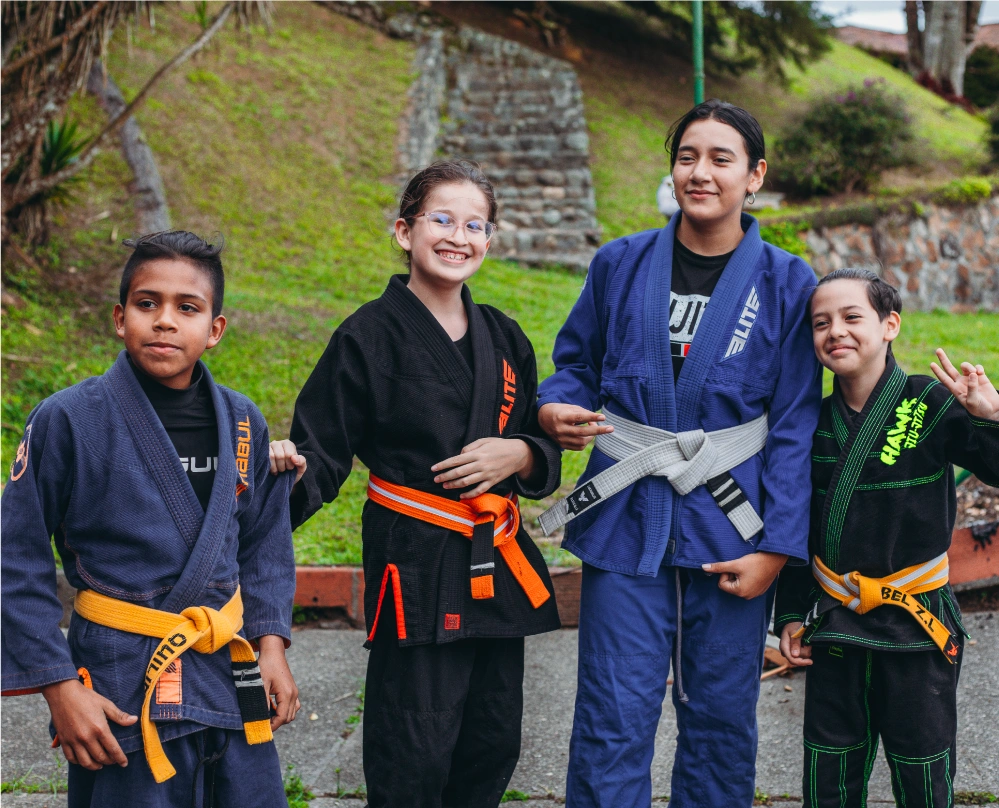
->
<box><xmin>964</xmin><ymin>45</ymin><xmax>999</xmax><ymax>107</ymax></box>
<box><xmin>905</xmin><ymin>1</ymin><xmax>983</xmax><ymax>98</ymax></box>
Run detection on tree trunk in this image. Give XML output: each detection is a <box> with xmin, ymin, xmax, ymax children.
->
<box><xmin>87</xmin><ymin>63</ymin><xmax>171</xmax><ymax>234</ymax></box>
<box><xmin>923</xmin><ymin>0</ymin><xmax>981</xmax><ymax>96</ymax></box>
<box><xmin>905</xmin><ymin>1</ymin><xmax>923</xmax><ymax>74</ymax></box>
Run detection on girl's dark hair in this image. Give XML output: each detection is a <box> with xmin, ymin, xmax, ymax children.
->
<box><xmin>811</xmin><ymin>267</ymin><xmax>903</xmax><ymax>320</ymax></box>
<box><xmin>666</xmin><ymin>99</ymin><xmax>766</xmax><ymax>171</ymax></box>
<box><xmin>119</xmin><ymin>231</ymin><xmax>225</xmax><ymax>317</ymax></box>
<box><xmin>397</xmin><ymin>159</ymin><xmax>497</xmax><ymax>265</ymax></box>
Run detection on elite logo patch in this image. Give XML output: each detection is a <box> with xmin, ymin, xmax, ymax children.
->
<box><xmin>444</xmin><ymin>614</ymin><xmax>461</xmax><ymax>630</ymax></box>
<box><xmin>566</xmin><ymin>481</ymin><xmax>601</xmax><ymax>515</ymax></box>
<box><xmin>723</xmin><ymin>287</ymin><xmax>761</xmax><ymax>359</ymax></box>
<box><xmin>10</xmin><ymin>424</ymin><xmax>31</xmax><ymax>482</ymax></box>
<box><xmin>498</xmin><ymin>359</ymin><xmax>517</xmax><ymax>435</ymax></box>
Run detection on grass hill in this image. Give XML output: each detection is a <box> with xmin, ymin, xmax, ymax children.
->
<box><xmin>2</xmin><ymin>2</ymin><xmax>996</xmax><ymax>566</ymax></box>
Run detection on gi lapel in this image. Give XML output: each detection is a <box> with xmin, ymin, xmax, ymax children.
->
<box><xmin>674</xmin><ymin>213</ymin><xmax>764</xmax><ymax>432</ymax></box>
<box><xmin>819</xmin><ymin>357</ymin><xmax>907</xmax><ymax>570</ymax></box>
<box><xmin>383</xmin><ymin>275</ymin><xmax>474</xmax><ymax>409</ymax></box>
<box><xmin>460</xmin><ymin>286</ymin><xmax>500</xmax><ymax>446</ymax></box>
<box><xmin>104</xmin><ymin>352</ymin><xmax>203</xmax><ymax>549</ymax></box>
<box><xmin>160</xmin><ymin>366</ymin><xmax>238</xmax><ymax>612</ymax></box>
<box><xmin>643</xmin><ymin>217</ymin><xmax>679</xmax><ymax>433</ymax></box>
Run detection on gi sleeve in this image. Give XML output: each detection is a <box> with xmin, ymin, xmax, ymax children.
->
<box><xmin>505</xmin><ymin>325</ymin><xmax>562</xmax><ymax>500</ymax></box>
<box><xmin>1</xmin><ymin>400</ymin><xmax>81</xmax><ymax>693</ymax></box>
<box><xmin>941</xmin><ymin>396</ymin><xmax>999</xmax><ymax>486</ymax></box>
<box><xmin>237</xmin><ymin>408</ymin><xmax>296</xmax><ymax>644</ymax></box>
<box><xmin>288</xmin><ymin>329</ymin><xmax>369</xmax><ymax>529</ymax></box>
<box><xmin>536</xmin><ymin>242</ymin><xmax>615</xmax><ymax>413</ymax></box>
<box><xmin>773</xmin><ymin>564</ymin><xmax>818</xmax><ymax>638</ymax></box>
<box><xmin>754</xmin><ymin>264</ymin><xmax>823</xmax><ymax>565</ymax></box>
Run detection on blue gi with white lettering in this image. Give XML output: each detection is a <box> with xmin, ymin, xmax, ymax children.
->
<box><xmin>1</xmin><ymin>352</ymin><xmax>295</xmax><ymax>808</ymax></box>
<box><xmin>538</xmin><ymin>214</ymin><xmax>822</xmax><ymax>807</ymax></box>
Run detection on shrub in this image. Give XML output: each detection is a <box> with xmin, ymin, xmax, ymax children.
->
<box><xmin>759</xmin><ymin>221</ymin><xmax>810</xmax><ymax>258</ymax></box>
<box><xmin>774</xmin><ymin>78</ymin><xmax>915</xmax><ymax>196</ymax></box>
<box><xmin>987</xmin><ymin>106</ymin><xmax>999</xmax><ymax>165</ymax></box>
<box><xmin>933</xmin><ymin>177</ymin><xmax>993</xmax><ymax>205</ymax></box>
<box><xmin>965</xmin><ymin>45</ymin><xmax>999</xmax><ymax>109</ymax></box>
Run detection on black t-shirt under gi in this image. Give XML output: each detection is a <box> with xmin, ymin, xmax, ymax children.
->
<box><xmin>131</xmin><ymin>358</ymin><xmax>219</xmax><ymax>512</ymax></box>
<box><xmin>670</xmin><ymin>237</ymin><xmax>733</xmax><ymax>381</ymax></box>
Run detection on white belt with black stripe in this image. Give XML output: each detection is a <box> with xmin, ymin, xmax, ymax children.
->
<box><xmin>538</xmin><ymin>410</ymin><xmax>769</xmax><ymax>540</ymax></box>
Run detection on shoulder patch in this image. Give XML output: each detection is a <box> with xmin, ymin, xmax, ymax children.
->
<box><xmin>10</xmin><ymin>424</ymin><xmax>32</xmax><ymax>481</ymax></box>
<box><xmin>722</xmin><ymin>286</ymin><xmax>761</xmax><ymax>360</ymax></box>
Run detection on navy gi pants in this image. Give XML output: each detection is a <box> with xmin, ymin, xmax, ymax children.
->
<box><xmin>567</xmin><ymin>563</ymin><xmax>773</xmax><ymax>808</ymax></box>
<box><xmin>67</xmin><ymin>727</ymin><xmax>286</xmax><ymax>808</ymax></box>
<box><xmin>363</xmin><ymin>592</ymin><xmax>525</xmax><ymax>808</ymax></box>
<box><xmin>802</xmin><ymin>642</ymin><xmax>962</xmax><ymax>808</ymax></box>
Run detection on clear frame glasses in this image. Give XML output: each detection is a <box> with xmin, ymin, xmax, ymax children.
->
<box><xmin>418</xmin><ymin>211</ymin><xmax>496</xmax><ymax>242</ymax></box>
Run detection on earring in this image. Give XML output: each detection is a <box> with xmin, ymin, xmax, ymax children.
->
<box><xmin>747</xmin><ymin>192</ymin><xmax>756</xmax><ymax>205</ymax></box>
<box><xmin>671</xmin><ymin>189</ymin><xmax>676</xmax><ymax>199</ymax></box>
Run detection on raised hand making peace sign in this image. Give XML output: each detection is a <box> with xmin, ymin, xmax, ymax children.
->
<box><xmin>930</xmin><ymin>348</ymin><xmax>999</xmax><ymax>422</ymax></box>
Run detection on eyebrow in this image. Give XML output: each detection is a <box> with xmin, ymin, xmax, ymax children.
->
<box><xmin>133</xmin><ymin>289</ymin><xmax>209</xmax><ymax>304</ymax></box>
<box><xmin>678</xmin><ymin>145</ymin><xmax>738</xmax><ymax>156</ymax></box>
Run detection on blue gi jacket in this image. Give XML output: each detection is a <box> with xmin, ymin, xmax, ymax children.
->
<box><xmin>1</xmin><ymin>351</ymin><xmax>296</xmax><ymax>753</ymax></box>
<box><xmin>538</xmin><ymin>214</ymin><xmax>822</xmax><ymax>575</ymax></box>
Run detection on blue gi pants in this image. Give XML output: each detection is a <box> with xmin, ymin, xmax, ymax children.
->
<box><xmin>567</xmin><ymin>563</ymin><xmax>772</xmax><ymax>808</ymax></box>
<box><xmin>67</xmin><ymin>727</ymin><xmax>287</xmax><ymax>808</ymax></box>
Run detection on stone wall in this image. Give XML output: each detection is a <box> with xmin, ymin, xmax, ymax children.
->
<box><xmin>396</xmin><ymin>26</ymin><xmax>600</xmax><ymax>270</ymax></box>
<box><xmin>805</xmin><ymin>198</ymin><xmax>999</xmax><ymax>311</ymax></box>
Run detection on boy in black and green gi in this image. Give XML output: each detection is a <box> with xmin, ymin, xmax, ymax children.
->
<box><xmin>775</xmin><ymin>267</ymin><xmax>999</xmax><ymax>808</ymax></box>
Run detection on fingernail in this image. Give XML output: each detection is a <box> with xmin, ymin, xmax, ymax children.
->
<box><xmin>701</xmin><ymin>563</ymin><xmax>712</xmax><ymax>570</ymax></box>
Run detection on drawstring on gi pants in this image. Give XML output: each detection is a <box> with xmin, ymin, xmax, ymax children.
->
<box><xmin>192</xmin><ymin>731</ymin><xmax>231</xmax><ymax>808</ymax></box>
<box><xmin>674</xmin><ymin>568</ymin><xmax>689</xmax><ymax>704</ymax></box>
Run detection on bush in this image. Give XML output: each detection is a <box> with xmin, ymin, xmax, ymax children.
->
<box><xmin>774</xmin><ymin>78</ymin><xmax>915</xmax><ymax>196</ymax></box>
<box><xmin>759</xmin><ymin>221</ymin><xmax>810</xmax><ymax>258</ymax></box>
<box><xmin>987</xmin><ymin>106</ymin><xmax>999</xmax><ymax>165</ymax></box>
<box><xmin>965</xmin><ymin>45</ymin><xmax>999</xmax><ymax>109</ymax></box>
<box><xmin>933</xmin><ymin>177</ymin><xmax>993</xmax><ymax>205</ymax></box>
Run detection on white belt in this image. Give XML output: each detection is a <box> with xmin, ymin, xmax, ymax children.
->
<box><xmin>538</xmin><ymin>411</ymin><xmax>769</xmax><ymax>539</ymax></box>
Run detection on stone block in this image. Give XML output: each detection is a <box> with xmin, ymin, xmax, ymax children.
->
<box><xmin>542</xmin><ymin>186</ymin><xmax>567</xmax><ymax>201</ymax></box>
<box><xmin>543</xmin><ymin>209</ymin><xmax>563</xmax><ymax>226</ymax></box>
<box><xmin>538</xmin><ymin>169</ymin><xmax>566</xmax><ymax>186</ymax></box>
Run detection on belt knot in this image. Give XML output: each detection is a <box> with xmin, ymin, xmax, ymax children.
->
<box><xmin>664</xmin><ymin>430</ymin><xmax>717</xmax><ymax>495</ymax></box>
<box><xmin>181</xmin><ymin>605</ymin><xmax>237</xmax><ymax>654</ymax></box>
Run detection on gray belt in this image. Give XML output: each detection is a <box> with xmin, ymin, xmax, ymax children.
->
<box><xmin>538</xmin><ymin>410</ymin><xmax>769</xmax><ymax>540</ymax></box>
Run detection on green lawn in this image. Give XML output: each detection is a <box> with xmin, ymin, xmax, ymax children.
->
<box><xmin>2</xmin><ymin>4</ymin><xmax>996</xmax><ymax>567</ymax></box>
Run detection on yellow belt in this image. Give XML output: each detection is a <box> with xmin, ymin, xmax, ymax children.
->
<box><xmin>74</xmin><ymin>587</ymin><xmax>272</xmax><ymax>783</ymax></box>
<box><xmin>794</xmin><ymin>553</ymin><xmax>960</xmax><ymax>662</ymax></box>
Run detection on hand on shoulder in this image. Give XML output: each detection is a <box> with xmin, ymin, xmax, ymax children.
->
<box><xmin>930</xmin><ymin>349</ymin><xmax>999</xmax><ymax>421</ymax></box>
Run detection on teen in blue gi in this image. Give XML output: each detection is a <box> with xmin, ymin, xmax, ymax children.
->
<box><xmin>1</xmin><ymin>232</ymin><xmax>302</xmax><ymax>808</ymax></box>
<box><xmin>537</xmin><ymin>100</ymin><xmax>823</xmax><ymax>807</ymax></box>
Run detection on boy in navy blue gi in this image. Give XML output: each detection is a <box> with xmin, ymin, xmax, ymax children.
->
<box><xmin>776</xmin><ymin>268</ymin><xmax>999</xmax><ymax>808</ymax></box>
<box><xmin>2</xmin><ymin>231</ymin><xmax>302</xmax><ymax>808</ymax></box>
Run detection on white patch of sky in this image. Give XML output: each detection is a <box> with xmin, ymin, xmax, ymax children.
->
<box><xmin>816</xmin><ymin>1</ymin><xmax>999</xmax><ymax>33</ymax></box>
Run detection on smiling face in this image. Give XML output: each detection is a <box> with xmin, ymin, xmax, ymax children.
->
<box><xmin>672</xmin><ymin>117</ymin><xmax>766</xmax><ymax>228</ymax></box>
<box><xmin>113</xmin><ymin>258</ymin><xmax>227</xmax><ymax>389</ymax></box>
<box><xmin>394</xmin><ymin>181</ymin><xmax>492</xmax><ymax>289</ymax></box>
<box><xmin>810</xmin><ymin>279</ymin><xmax>900</xmax><ymax>379</ymax></box>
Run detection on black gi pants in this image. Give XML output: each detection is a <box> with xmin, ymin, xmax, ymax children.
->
<box><xmin>362</xmin><ymin>594</ymin><xmax>525</xmax><ymax>808</ymax></box>
<box><xmin>802</xmin><ymin>641</ymin><xmax>962</xmax><ymax>808</ymax></box>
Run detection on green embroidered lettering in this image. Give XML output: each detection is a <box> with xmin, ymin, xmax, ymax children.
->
<box><xmin>880</xmin><ymin>396</ymin><xmax>929</xmax><ymax>465</ymax></box>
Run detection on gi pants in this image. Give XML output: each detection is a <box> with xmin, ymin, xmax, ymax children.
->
<box><xmin>363</xmin><ymin>591</ymin><xmax>525</xmax><ymax>808</ymax></box>
<box><xmin>68</xmin><ymin>727</ymin><xmax>286</xmax><ymax>808</ymax></box>
<box><xmin>803</xmin><ymin>642</ymin><xmax>962</xmax><ymax>808</ymax></box>
<box><xmin>567</xmin><ymin>563</ymin><xmax>773</xmax><ymax>808</ymax></box>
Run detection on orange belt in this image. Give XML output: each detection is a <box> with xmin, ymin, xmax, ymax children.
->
<box><xmin>367</xmin><ymin>474</ymin><xmax>550</xmax><ymax>609</ymax></box>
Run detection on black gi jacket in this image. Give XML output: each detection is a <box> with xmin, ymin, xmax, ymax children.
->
<box><xmin>775</xmin><ymin>357</ymin><xmax>999</xmax><ymax>650</ymax></box>
<box><xmin>290</xmin><ymin>275</ymin><xmax>562</xmax><ymax>645</ymax></box>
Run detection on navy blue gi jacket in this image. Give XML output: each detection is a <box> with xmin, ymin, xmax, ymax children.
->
<box><xmin>1</xmin><ymin>351</ymin><xmax>296</xmax><ymax>753</ymax></box>
<box><xmin>538</xmin><ymin>214</ymin><xmax>823</xmax><ymax>575</ymax></box>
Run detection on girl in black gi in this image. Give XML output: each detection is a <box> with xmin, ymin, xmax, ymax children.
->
<box><xmin>270</xmin><ymin>160</ymin><xmax>562</xmax><ymax>808</ymax></box>
<box><xmin>775</xmin><ymin>268</ymin><xmax>999</xmax><ymax>808</ymax></box>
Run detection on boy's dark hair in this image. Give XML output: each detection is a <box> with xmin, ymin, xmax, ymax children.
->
<box><xmin>397</xmin><ymin>159</ymin><xmax>498</xmax><ymax>265</ymax></box>
<box><xmin>666</xmin><ymin>99</ymin><xmax>766</xmax><ymax>171</ymax></box>
<box><xmin>812</xmin><ymin>267</ymin><xmax>903</xmax><ymax>320</ymax></box>
<box><xmin>119</xmin><ymin>231</ymin><xmax>225</xmax><ymax>317</ymax></box>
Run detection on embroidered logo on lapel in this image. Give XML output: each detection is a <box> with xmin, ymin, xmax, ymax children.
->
<box><xmin>499</xmin><ymin>359</ymin><xmax>517</xmax><ymax>434</ymax></box>
<box><xmin>880</xmin><ymin>397</ymin><xmax>927</xmax><ymax>465</ymax></box>
<box><xmin>10</xmin><ymin>424</ymin><xmax>31</xmax><ymax>482</ymax></box>
<box><xmin>235</xmin><ymin>416</ymin><xmax>251</xmax><ymax>498</ymax></box>
<box><xmin>723</xmin><ymin>287</ymin><xmax>761</xmax><ymax>359</ymax></box>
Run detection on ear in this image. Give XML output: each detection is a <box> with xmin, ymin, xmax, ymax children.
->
<box><xmin>113</xmin><ymin>303</ymin><xmax>126</xmax><ymax>340</ymax></box>
<box><xmin>394</xmin><ymin>218</ymin><xmax>413</xmax><ymax>253</ymax></box>
<box><xmin>747</xmin><ymin>158</ymin><xmax>768</xmax><ymax>195</ymax></box>
<box><xmin>884</xmin><ymin>311</ymin><xmax>901</xmax><ymax>343</ymax></box>
<box><xmin>206</xmin><ymin>314</ymin><xmax>227</xmax><ymax>350</ymax></box>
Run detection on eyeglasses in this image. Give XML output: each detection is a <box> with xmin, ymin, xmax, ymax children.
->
<box><xmin>417</xmin><ymin>211</ymin><xmax>496</xmax><ymax>242</ymax></box>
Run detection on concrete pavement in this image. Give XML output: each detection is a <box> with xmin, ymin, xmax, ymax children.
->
<box><xmin>3</xmin><ymin>612</ymin><xmax>997</xmax><ymax>806</ymax></box>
